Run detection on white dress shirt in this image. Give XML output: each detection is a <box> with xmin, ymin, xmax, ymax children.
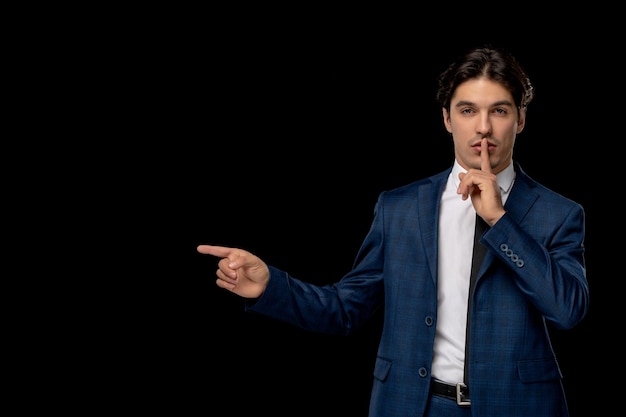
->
<box><xmin>431</xmin><ymin>159</ymin><xmax>515</xmax><ymax>384</ymax></box>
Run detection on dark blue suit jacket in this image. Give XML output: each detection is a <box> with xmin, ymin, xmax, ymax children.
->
<box><xmin>248</xmin><ymin>162</ymin><xmax>589</xmax><ymax>417</ymax></box>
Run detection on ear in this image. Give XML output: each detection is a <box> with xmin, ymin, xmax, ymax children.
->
<box><xmin>516</xmin><ymin>107</ymin><xmax>527</xmax><ymax>133</ymax></box>
<box><xmin>442</xmin><ymin>107</ymin><xmax>452</xmax><ymax>133</ymax></box>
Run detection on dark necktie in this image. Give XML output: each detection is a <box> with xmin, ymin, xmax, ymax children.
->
<box><xmin>464</xmin><ymin>214</ymin><xmax>489</xmax><ymax>385</ymax></box>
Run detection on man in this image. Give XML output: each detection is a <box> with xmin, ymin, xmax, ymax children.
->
<box><xmin>197</xmin><ymin>46</ymin><xmax>589</xmax><ymax>416</ymax></box>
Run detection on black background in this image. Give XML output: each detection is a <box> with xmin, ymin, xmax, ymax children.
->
<box><xmin>103</xmin><ymin>13</ymin><xmax>617</xmax><ymax>417</ymax></box>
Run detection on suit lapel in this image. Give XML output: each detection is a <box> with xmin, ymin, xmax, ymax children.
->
<box><xmin>417</xmin><ymin>170</ymin><xmax>448</xmax><ymax>286</ymax></box>
<box><xmin>503</xmin><ymin>163</ymin><xmax>539</xmax><ymax>225</ymax></box>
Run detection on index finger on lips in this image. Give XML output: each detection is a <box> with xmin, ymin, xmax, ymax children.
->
<box><xmin>480</xmin><ymin>138</ymin><xmax>491</xmax><ymax>173</ymax></box>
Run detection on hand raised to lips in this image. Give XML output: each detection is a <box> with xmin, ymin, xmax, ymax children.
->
<box><xmin>457</xmin><ymin>138</ymin><xmax>505</xmax><ymax>226</ymax></box>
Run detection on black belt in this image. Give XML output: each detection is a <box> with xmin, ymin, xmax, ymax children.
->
<box><xmin>430</xmin><ymin>379</ymin><xmax>471</xmax><ymax>406</ymax></box>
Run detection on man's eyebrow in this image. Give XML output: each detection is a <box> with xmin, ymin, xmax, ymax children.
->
<box><xmin>454</xmin><ymin>99</ymin><xmax>514</xmax><ymax>108</ymax></box>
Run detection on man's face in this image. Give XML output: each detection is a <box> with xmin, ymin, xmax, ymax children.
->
<box><xmin>443</xmin><ymin>77</ymin><xmax>526</xmax><ymax>174</ymax></box>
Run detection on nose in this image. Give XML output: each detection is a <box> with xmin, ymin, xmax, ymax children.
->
<box><xmin>476</xmin><ymin>113</ymin><xmax>492</xmax><ymax>136</ymax></box>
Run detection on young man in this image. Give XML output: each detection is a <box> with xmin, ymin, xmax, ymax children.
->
<box><xmin>197</xmin><ymin>46</ymin><xmax>589</xmax><ymax>417</ymax></box>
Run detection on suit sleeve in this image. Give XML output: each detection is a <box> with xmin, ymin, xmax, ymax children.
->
<box><xmin>245</xmin><ymin>197</ymin><xmax>387</xmax><ymax>335</ymax></box>
<box><xmin>481</xmin><ymin>203</ymin><xmax>589</xmax><ymax>329</ymax></box>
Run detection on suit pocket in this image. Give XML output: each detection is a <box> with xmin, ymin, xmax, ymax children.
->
<box><xmin>373</xmin><ymin>356</ymin><xmax>392</xmax><ymax>382</ymax></box>
<box><xmin>517</xmin><ymin>357</ymin><xmax>563</xmax><ymax>383</ymax></box>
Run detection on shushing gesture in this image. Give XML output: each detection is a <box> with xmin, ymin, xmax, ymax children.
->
<box><xmin>456</xmin><ymin>138</ymin><xmax>506</xmax><ymax>226</ymax></box>
<box><xmin>197</xmin><ymin>245</ymin><xmax>270</xmax><ymax>298</ymax></box>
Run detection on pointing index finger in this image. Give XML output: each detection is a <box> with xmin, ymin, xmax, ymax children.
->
<box><xmin>197</xmin><ymin>244</ymin><xmax>232</xmax><ymax>258</ymax></box>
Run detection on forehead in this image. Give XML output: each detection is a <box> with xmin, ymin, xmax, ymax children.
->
<box><xmin>451</xmin><ymin>77</ymin><xmax>514</xmax><ymax>106</ymax></box>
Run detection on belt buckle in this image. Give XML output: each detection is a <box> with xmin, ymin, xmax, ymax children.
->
<box><xmin>456</xmin><ymin>382</ymin><xmax>470</xmax><ymax>406</ymax></box>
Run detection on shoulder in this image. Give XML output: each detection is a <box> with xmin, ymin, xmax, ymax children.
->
<box><xmin>515</xmin><ymin>163</ymin><xmax>581</xmax><ymax>207</ymax></box>
<box><xmin>381</xmin><ymin>169</ymin><xmax>450</xmax><ymax>199</ymax></box>
<box><xmin>513</xmin><ymin>163</ymin><xmax>585</xmax><ymax>220</ymax></box>
<box><xmin>372</xmin><ymin>169</ymin><xmax>450</xmax><ymax>218</ymax></box>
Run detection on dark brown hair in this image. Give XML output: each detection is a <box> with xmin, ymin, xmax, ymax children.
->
<box><xmin>435</xmin><ymin>46</ymin><xmax>534</xmax><ymax>114</ymax></box>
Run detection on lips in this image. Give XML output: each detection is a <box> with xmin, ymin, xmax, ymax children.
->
<box><xmin>472</xmin><ymin>142</ymin><xmax>495</xmax><ymax>152</ymax></box>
